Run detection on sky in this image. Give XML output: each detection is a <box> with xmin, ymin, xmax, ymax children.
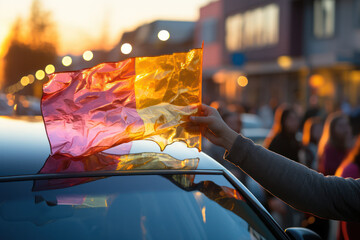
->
<box><xmin>0</xmin><ymin>0</ymin><xmax>210</xmax><ymax>56</ymax></box>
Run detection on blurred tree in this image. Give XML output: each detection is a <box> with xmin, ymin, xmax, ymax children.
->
<box><xmin>3</xmin><ymin>0</ymin><xmax>57</xmax><ymax>96</ymax></box>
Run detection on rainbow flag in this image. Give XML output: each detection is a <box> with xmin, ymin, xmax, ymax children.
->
<box><xmin>41</xmin><ymin>48</ymin><xmax>202</xmax><ymax>157</ymax></box>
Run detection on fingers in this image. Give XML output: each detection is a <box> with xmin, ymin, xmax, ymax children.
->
<box><xmin>190</xmin><ymin>104</ymin><xmax>219</xmax><ymax>123</ymax></box>
<box><xmin>200</xmin><ymin>104</ymin><xmax>216</xmax><ymax>115</ymax></box>
<box><xmin>189</xmin><ymin>115</ymin><xmax>212</xmax><ymax>124</ymax></box>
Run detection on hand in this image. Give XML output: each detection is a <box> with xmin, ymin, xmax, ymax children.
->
<box><xmin>190</xmin><ymin>104</ymin><xmax>238</xmax><ymax>150</ymax></box>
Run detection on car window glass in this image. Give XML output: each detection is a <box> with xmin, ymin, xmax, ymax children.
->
<box><xmin>0</xmin><ymin>174</ymin><xmax>276</xmax><ymax>240</ymax></box>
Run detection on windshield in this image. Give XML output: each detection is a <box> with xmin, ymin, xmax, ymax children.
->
<box><xmin>0</xmin><ymin>174</ymin><xmax>276</xmax><ymax>240</ymax></box>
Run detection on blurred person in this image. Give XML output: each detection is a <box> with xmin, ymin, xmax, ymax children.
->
<box><xmin>298</xmin><ymin>117</ymin><xmax>328</xmax><ymax>239</ymax></box>
<box><xmin>263</xmin><ymin>105</ymin><xmax>303</xmax><ymax>228</ymax></box>
<box><xmin>318</xmin><ymin>112</ymin><xmax>353</xmax><ymax>176</ymax></box>
<box><xmin>335</xmin><ymin>136</ymin><xmax>360</xmax><ymax>240</ymax></box>
<box><xmin>301</xmin><ymin>95</ymin><xmax>322</xmax><ymax>129</ymax></box>
<box><xmin>223</xmin><ymin>110</ymin><xmax>242</xmax><ymax>134</ymax></box>
<box><xmin>258</xmin><ymin>101</ymin><xmax>274</xmax><ymax>129</ymax></box>
<box><xmin>341</xmin><ymin>97</ymin><xmax>352</xmax><ymax>115</ymax></box>
<box><xmin>227</xmin><ymin>102</ymin><xmax>245</xmax><ymax>115</ymax></box>
<box><xmin>349</xmin><ymin>108</ymin><xmax>360</xmax><ymax>137</ymax></box>
<box><xmin>269</xmin><ymin>97</ymin><xmax>279</xmax><ymax>114</ymax></box>
<box><xmin>209</xmin><ymin>100</ymin><xmax>227</xmax><ymax>116</ymax></box>
<box><xmin>264</xmin><ymin>104</ymin><xmax>301</xmax><ymax>163</ymax></box>
<box><xmin>299</xmin><ymin>117</ymin><xmax>323</xmax><ymax>170</ymax></box>
<box><xmin>190</xmin><ymin>104</ymin><xmax>360</xmax><ymax>222</ymax></box>
<box><xmin>314</xmin><ymin>112</ymin><xmax>352</xmax><ymax>239</ymax></box>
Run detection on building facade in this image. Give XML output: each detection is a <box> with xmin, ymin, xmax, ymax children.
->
<box><xmin>197</xmin><ymin>0</ymin><xmax>360</xmax><ymax>110</ymax></box>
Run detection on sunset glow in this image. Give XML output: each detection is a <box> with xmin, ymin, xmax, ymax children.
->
<box><xmin>0</xmin><ymin>0</ymin><xmax>208</xmax><ymax>55</ymax></box>
<box><xmin>0</xmin><ymin>0</ymin><xmax>209</xmax><ymax>90</ymax></box>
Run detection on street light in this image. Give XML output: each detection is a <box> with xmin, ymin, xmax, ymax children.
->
<box><xmin>121</xmin><ymin>43</ymin><xmax>132</xmax><ymax>54</ymax></box>
<box><xmin>237</xmin><ymin>76</ymin><xmax>248</xmax><ymax>87</ymax></box>
<box><xmin>62</xmin><ymin>56</ymin><xmax>72</xmax><ymax>66</ymax></box>
<box><xmin>28</xmin><ymin>74</ymin><xmax>35</xmax><ymax>83</ymax></box>
<box><xmin>36</xmin><ymin>70</ymin><xmax>45</xmax><ymax>80</ymax></box>
<box><xmin>20</xmin><ymin>76</ymin><xmax>30</xmax><ymax>86</ymax></box>
<box><xmin>277</xmin><ymin>56</ymin><xmax>292</xmax><ymax>69</ymax></box>
<box><xmin>158</xmin><ymin>30</ymin><xmax>170</xmax><ymax>41</ymax></box>
<box><xmin>45</xmin><ymin>64</ymin><xmax>55</xmax><ymax>74</ymax></box>
<box><xmin>309</xmin><ymin>74</ymin><xmax>324</xmax><ymax>88</ymax></box>
<box><xmin>83</xmin><ymin>50</ymin><xmax>93</xmax><ymax>61</ymax></box>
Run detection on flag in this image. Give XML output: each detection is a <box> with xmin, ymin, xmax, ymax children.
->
<box><xmin>41</xmin><ymin>48</ymin><xmax>202</xmax><ymax>157</ymax></box>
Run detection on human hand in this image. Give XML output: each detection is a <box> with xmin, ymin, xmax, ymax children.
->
<box><xmin>190</xmin><ymin>104</ymin><xmax>238</xmax><ymax>150</ymax></box>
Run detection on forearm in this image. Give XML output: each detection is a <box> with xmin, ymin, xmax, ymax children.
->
<box><xmin>220</xmin><ymin>127</ymin><xmax>238</xmax><ymax>151</ymax></box>
<box><xmin>225</xmin><ymin>135</ymin><xmax>360</xmax><ymax>222</ymax></box>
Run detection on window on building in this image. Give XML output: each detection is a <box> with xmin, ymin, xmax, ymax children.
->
<box><xmin>313</xmin><ymin>0</ymin><xmax>335</xmax><ymax>38</ymax></box>
<box><xmin>225</xmin><ymin>4</ymin><xmax>279</xmax><ymax>51</ymax></box>
<box><xmin>355</xmin><ymin>0</ymin><xmax>360</xmax><ymax>28</ymax></box>
<box><xmin>201</xmin><ymin>18</ymin><xmax>218</xmax><ymax>44</ymax></box>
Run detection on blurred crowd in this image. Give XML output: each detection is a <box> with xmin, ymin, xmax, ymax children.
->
<box><xmin>202</xmin><ymin>97</ymin><xmax>360</xmax><ymax>240</ymax></box>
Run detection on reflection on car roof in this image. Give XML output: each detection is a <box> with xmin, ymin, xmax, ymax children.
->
<box><xmin>0</xmin><ymin>116</ymin><xmax>225</xmax><ymax>177</ymax></box>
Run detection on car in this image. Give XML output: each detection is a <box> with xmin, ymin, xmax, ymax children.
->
<box><xmin>0</xmin><ymin>93</ymin><xmax>13</xmax><ymax>115</ymax></box>
<box><xmin>241</xmin><ymin>113</ymin><xmax>271</xmax><ymax>144</ymax></box>
<box><xmin>0</xmin><ymin>116</ymin><xmax>321</xmax><ymax>240</ymax></box>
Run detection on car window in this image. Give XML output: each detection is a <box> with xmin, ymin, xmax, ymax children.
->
<box><xmin>241</xmin><ymin>114</ymin><xmax>264</xmax><ymax>129</ymax></box>
<box><xmin>0</xmin><ymin>174</ymin><xmax>277</xmax><ymax>240</ymax></box>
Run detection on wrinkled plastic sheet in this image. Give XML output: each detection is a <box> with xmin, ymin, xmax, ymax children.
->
<box><xmin>41</xmin><ymin>49</ymin><xmax>202</xmax><ymax>157</ymax></box>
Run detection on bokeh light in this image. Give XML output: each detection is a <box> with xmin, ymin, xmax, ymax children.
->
<box><xmin>210</xmin><ymin>101</ymin><xmax>220</xmax><ymax>109</ymax></box>
<box><xmin>277</xmin><ymin>56</ymin><xmax>292</xmax><ymax>69</ymax></box>
<box><xmin>350</xmin><ymin>71</ymin><xmax>360</xmax><ymax>82</ymax></box>
<box><xmin>28</xmin><ymin>74</ymin><xmax>35</xmax><ymax>84</ymax></box>
<box><xmin>309</xmin><ymin>74</ymin><xmax>325</xmax><ymax>88</ymax></box>
<box><xmin>45</xmin><ymin>64</ymin><xmax>55</xmax><ymax>74</ymax></box>
<box><xmin>121</xmin><ymin>43</ymin><xmax>132</xmax><ymax>54</ymax></box>
<box><xmin>237</xmin><ymin>76</ymin><xmax>248</xmax><ymax>87</ymax></box>
<box><xmin>20</xmin><ymin>76</ymin><xmax>30</xmax><ymax>86</ymax></box>
<box><xmin>83</xmin><ymin>50</ymin><xmax>93</xmax><ymax>61</ymax></box>
<box><xmin>158</xmin><ymin>30</ymin><xmax>170</xmax><ymax>41</ymax></box>
<box><xmin>62</xmin><ymin>56</ymin><xmax>72</xmax><ymax>66</ymax></box>
<box><xmin>36</xmin><ymin>70</ymin><xmax>45</xmax><ymax>80</ymax></box>
<box><xmin>7</xmin><ymin>99</ymin><xmax>14</xmax><ymax>106</ymax></box>
<box><xmin>213</xmin><ymin>71</ymin><xmax>227</xmax><ymax>84</ymax></box>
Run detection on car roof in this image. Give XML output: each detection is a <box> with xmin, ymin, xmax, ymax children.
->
<box><xmin>0</xmin><ymin>116</ymin><xmax>225</xmax><ymax>177</ymax></box>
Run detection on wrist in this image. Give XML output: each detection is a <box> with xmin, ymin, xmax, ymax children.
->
<box><xmin>221</xmin><ymin>128</ymin><xmax>238</xmax><ymax>151</ymax></box>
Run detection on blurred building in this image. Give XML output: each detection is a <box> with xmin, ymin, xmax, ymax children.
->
<box><xmin>55</xmin><ymin>20</ymin><xmax>196</xmax><ymax>72</ymax></box>
<box><xmin>303</xmin><ymin>0</ymin><xmax>360</xmax><ymax>109</ymax></box>
<box><xmin>197</xmin><ymin>0</ymin><xmax>360</xmax><ymax>109</ymax></box>
<box><xmin>108</xmin><ymin>20</ymin><xmax>196</xmax><ymax>61</ymax></box>
<box><xmin>56</xmin><ymin>50</ymin><xmax>109</xmax><ymax>73</ymax></box>
<box><xmin>194</xmin><ymin>0</ymin><xmax>226</xmax><ymax>104</ymax></box>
